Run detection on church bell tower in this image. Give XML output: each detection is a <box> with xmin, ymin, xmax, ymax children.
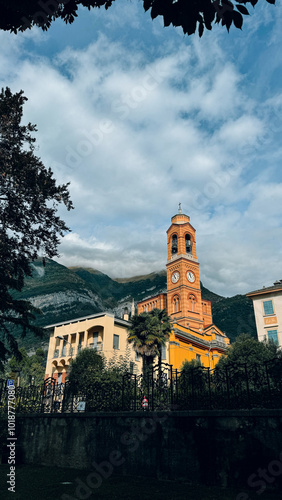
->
<box><xmin>166</xmin><ymin>204</ymin><xmax>204</xmax><ymax>330</ymax></box>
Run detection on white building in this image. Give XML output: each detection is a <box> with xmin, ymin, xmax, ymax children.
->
<box><xmin>246</xmin><ymin>280</ymin><xmax>282</xmax><ymax>347</ymax></box>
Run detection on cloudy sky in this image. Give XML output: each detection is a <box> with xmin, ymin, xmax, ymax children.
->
<box><xmin>2</xmin><ymin>1</ymin><xmax>282</xmax><ymax>297</ymax></box>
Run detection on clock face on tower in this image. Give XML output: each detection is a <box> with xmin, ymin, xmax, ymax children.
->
<box><xmin>171</xmin><ymin>271</ymin><xmax>180</xmax><ymax>284</ymax></box>
<box><xmin>187</xmin><ymin>271</ymin><xmax>195</xmax><ymax>283</ymax></box>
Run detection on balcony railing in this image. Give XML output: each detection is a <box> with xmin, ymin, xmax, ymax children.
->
<box><xmin>210</xmin><ymin>339</ymin><xmax>227</xmax><ymax>349</ymax></box>
<box><xmin>88</xmin><ymin>342</ymin><xmax>103</xmax><ymax>351</ymax></box>
<box><xmin>54</xmin><ymin>343</ymin><xmax>103</xmax><ymax>359</ymax></box>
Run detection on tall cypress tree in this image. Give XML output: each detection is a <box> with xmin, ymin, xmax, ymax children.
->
<box><xmin>0</xmin><ymin>87</ymin><xmax>73</xmax><ymax>369</ymax></box>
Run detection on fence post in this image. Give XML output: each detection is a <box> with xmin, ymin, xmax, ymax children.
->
<box><xmin>71</xmin><ymin>390</ymin><xmax>75</xmax><ymax>412</ymax></box>
<box><xmin>175</xmin><ymin>369</ymin><xmax>178</xmax><ymax>408</ymax></box>
<box><xmin>40</xmin><ymin>380</ymin><xmax>45</xmax><ymax>413</ymax></box>
<box><xmin>170</xmin><ymin>364</ymin><xmax>173</xmax><ymax>408</ymax></box>
<box><xmin>207</xmin><ymin>368</ymin><xmax>212</xmax><ymax>409</ymax></box>
<box><xmin>51</xmin><ymin>380</ymin><xmax>57</xmax><ymax>413</ymax></box>
<box><xmin>61</xmin><ymin>382</ymin><xmax>67</xmax><ymax>412</ymax></box>
<box><xmin>151</xmin><ymin>366</ymin><xmax>154</xmax><ymax>411</ymax></box>
<box><xmin>134</xmin><ymin>374</ymin><xmax>137</xmax><ymax>411</ymax></box>
<box><xmin>191</xmin><ymin>368</ymin><xmax>195</xmax><ymax>409</ymax></box>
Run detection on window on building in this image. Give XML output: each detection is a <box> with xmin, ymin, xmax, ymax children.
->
<box><xmin>172</xmin><ymin>234</ymin><xmax>178</xmax><ymax>254</ymax></box>
<box><xmin>263</xmin><ymin>300</ymin><xmax>274</xmax><ymax>315</ymax></box>
<box><xmin>185</xmin><ymin>234</ymin><xmax>192</xmax><ymax>253</ymax></box>
<box><xmin>78</xmin><ymin>332</ymin><xmax>84</xmax><ymax>352</ymax></box>
<box><xmin>161</xmin><ymin>345</ymin><xmax>166</xmax><ymax>360</ymax></box>
<box><xmin>268</xmin><ymin>330</ymin><xmax>279</xmax><ymax>345</ymax></box>
<box><xmin>189</xmin><ymin>294</ymin><xmax>197</xmax><ymax>312</ymax></box>
<box><xmin>92</xmin><ymin>332</ymin><xmax>98</xmax><ymax>348</ymax></box>
<box><xmin>113</xmin><ymin>334</ymin><xmax>119</xmax><ymax>349</ymax></box>
<box><xmin>196</xmin><ymin>354</ymin><xmax>201</xmax><ymax>363</ymax></box>
<box><xmin>173</xmin><ymin>295</ymin><xmax>180</xmax><ymax>313</ymax></box>
<box><xmin>135</xmin><ymin>351</ymin><xmax>140</xmax><ymax>361</ymax></box>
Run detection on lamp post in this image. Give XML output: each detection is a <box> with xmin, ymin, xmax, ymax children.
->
<box><xmin>14</xmin><ymin>369</ymin><xmax>22</xmax><ymax>387</ymax></box>
<box><xmin>208</xmin><ymin>342</ymin><xmax>211</xmax><ymax>369</ymax></box>
<box><xmin>208</xmin><ymin>328</ymin><xmax>215</xmax><ymax>370</ymax></box>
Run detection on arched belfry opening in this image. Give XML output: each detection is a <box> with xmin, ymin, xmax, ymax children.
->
<box><xmin>172</xmin><ymin>234</ymin><xmax>178</xmax><ymax>254</ymax></box>
<box><xmin>185</xmin><ymin>233</ymin><xmax>192</xmax><ymax>254</ymax></box>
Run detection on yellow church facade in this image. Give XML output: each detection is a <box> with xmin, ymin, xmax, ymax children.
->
<box><xmin>138</xmin><ymin>207</ymin><xmax>230</xmax><ymax>370</ymax></box>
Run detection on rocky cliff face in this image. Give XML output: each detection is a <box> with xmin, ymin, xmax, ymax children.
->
<box><xmin>30</xmin><ymin>289</ymin><xmax>104</xmax><ymax>321</ymax></box>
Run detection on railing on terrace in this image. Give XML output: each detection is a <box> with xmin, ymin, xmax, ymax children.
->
<box><xmin>53</xmin><ymin>346</ymin><xmax>79</xmax><ymax>358</ymax></box>
<box><xmin>1</xmin><ymin>358</ymin><xmax>282</xmax><ymax>414</ymax></box>
<box><xmin>88</xmin><ymin>342</ymin><xmax>103</xmax><ymax>351</ymax></box>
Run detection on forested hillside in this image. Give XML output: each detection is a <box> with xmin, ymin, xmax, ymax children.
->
<box><xmin>11</xmin><ymin>259</ymin><xmax>256</xmax><ymax>350</ymax></box>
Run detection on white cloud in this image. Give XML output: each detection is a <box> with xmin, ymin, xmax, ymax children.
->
<box><xmin>218</xmin><ymin>115</ymin><xmax>264</xmax><ymax>146</ymax></box>
<box><xmin>1</xmin><ymin>3</ymin><xmax>282</xmax><ymax>297</ymax></box>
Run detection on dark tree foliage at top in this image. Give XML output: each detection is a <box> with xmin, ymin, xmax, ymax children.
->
<box><xmin>0</xmin><ymin>87</ymin><xmax>73</xmax><ymax>368</ymax></box>
<box><xmin>0</xmin><ymin>0</ymin><xmax>276</xmax><ymax>38</ymax></box>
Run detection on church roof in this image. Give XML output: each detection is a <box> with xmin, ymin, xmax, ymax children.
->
<box><xmin>138</xmin><ymin>289</ymin><xmax>167</xmax><ymax>303</ymax></box>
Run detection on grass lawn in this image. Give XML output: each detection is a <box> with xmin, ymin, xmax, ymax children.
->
<box><xmin>0</xmin><ymin>464</ymin><xmax>281</xmax><ymax>500</ymax></box>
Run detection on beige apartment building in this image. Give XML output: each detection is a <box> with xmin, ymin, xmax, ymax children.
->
<box><xmin>45</xmin><ymin>311</ymin><xmax>141</xmax><ymax>383</ymax></box>
<box><xmin>246</xmin><ymin>280</ymin><xmax>282</xmax><ymax>347</ymax></box>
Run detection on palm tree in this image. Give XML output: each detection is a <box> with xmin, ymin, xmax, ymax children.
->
<box><xmin>127</xmin><ymin>309</ymin><xmax>172</xmax><ymax>378</ymax></box>
<box><xmin>150</xmin><ymin>308</ymin><xmax>172</xmax><ymax>373</ymax></box>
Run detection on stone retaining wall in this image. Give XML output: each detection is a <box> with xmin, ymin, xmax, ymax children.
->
<box><xmin>1</xmin><ymin>409</ymin><xmax>282</xmax><ymax>491</ymax></box>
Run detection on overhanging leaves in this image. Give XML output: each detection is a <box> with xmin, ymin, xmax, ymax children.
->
<box><xmin>0</xmin><ymin>0</ymin><xmax>276</xmax><ymax>37</ymax></box>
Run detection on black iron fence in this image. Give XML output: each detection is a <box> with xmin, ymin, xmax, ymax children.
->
<box><xmin>1</xmin><ymin>358</ymin><xmax>282</xmax><ymax>414</ymax></box>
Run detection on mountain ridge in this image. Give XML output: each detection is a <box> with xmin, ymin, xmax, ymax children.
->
<box><xmin>11</xmin><ymin>259</ymin><xmax>256</xmax><ymax>351</ymax></box>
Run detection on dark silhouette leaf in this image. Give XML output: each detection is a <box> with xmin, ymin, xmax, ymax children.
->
<box><xmin>0</xmin><ymin>0</ymin><xmax>276</xmax><ymax>37</ymax></box>
<box><xmin>233</xmin><ymin>10</ymin><xmax>243</xmax><ymax>28</ymax></box>
<box><xmin>222</xmin><ymin>0</ymin><xmax>234</xmax><ymax>11</ymax></box>
<box><xmin>203</xmin><ymin>4</ymin><xmax>216</xmax><ymax>28</ymax></box>
<box><xmin>236</xmin><ymin>4</ymin><xmax>249</xmax><ymax>14</ymax></box>
<box><xmin>143</xmin><ymin>0</ymin><xmax>152</xmax><ymax>12</ymax></box>
<box><xmin>222</xmin><ymin>10</ymin><xmax>233</xmax><ymax>30</ymax></box>
<box><xmin>199</xmin><ymin>21</ymin><xmax>204</xmax><ymax>37</ymax></box>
